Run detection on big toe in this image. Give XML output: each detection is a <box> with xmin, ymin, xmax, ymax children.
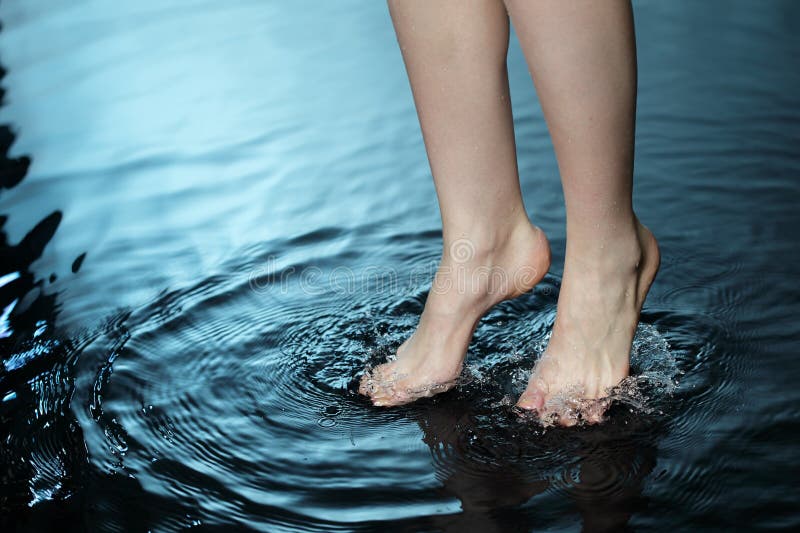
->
<box><xmin>516</xmin><ymin>384</ymin><xmax>546</xmax><ymax>412</ymax></box>
<box><xmin>358</xmin><ymin>363</ymin><xmax>389</xmax><ymax>397</ymax></box>
<box><xmin>358</xmin><ymin>364</ymin><xmax>406</xmax><ymax>406</ymax></box>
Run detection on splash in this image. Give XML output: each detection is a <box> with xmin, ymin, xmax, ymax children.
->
<box><xmin>360</xmin><ymin>320</ymin><xmax>679</xmax><ymax>427</ymax></box>
<box><xmin>513</xmin><ymin>323</ymin><xmax>679</xmax><ymax>427</ymax></box>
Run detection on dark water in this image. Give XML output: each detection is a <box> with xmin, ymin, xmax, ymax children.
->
<box><xmin>1</xmin><ymin>1</ymin><xmax>799</xmax><ymax>531</ymax></box>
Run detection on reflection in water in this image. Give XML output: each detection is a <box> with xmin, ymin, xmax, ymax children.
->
<box><xmin>0</xmin><ymin>45</ymin><xmax>87</xmax><ymax>528</ymax></box>
<box><xmin>411</xmin><ymin>398</ymin><xmax>657</xmax><ymax>532</ymax></box>
<box><xmin>0</xmin><ymin>131</ymin><xmax>59</xmax><ymax>339</ymax></box>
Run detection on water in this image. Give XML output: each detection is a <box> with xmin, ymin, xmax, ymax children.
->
<box><xmin>1</xmin><ymin>0</ymin><xmax>799</xmax><ymax>531</ymax></box>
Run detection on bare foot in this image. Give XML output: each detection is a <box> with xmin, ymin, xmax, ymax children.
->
<box><xmin>517</xmin><ymin>220</ymin><xmax>659</xmax><ymax>425</ymax></box>
<box><xmin>359</xmin><ymin>220</ymin><xmax>551</xmax><ymax>406</ymax></box>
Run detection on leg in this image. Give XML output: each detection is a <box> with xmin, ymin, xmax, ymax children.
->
<box><xmin>504</xmin><ymin>0</ymin><xmax>660</xmax><ymax>424</ymax></box>
<box><xmin>359</xmin><ymin>0</ymin><xmax>551</xmax><ymax>406</ymax></box>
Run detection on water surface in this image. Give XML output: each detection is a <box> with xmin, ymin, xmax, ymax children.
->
<box><xmin>1</xmin><ymin>0</ymin><xmax>799</xmax><ymax>531</ymax></box>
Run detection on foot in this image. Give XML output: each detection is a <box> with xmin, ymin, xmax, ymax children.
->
<box><xmin>517</xmin><ymin>220</ymin><xmax>659</xmax><ymax>425</ymax></box>
<box><xmin>359</xmin><ymin>220</ymin><xmax>551</xmax><ymax>406</ymax></box>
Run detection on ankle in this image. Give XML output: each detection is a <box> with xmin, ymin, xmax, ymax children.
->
<box><xmin>565</xmin><ymin>220</ymin><xmax>643</xmax><ymax>275</ymax></box>
<box><xmin>442</xmin><ymin>215</ymin><xmax>535</xmax><ymax>265</ymax></box>
<box><xmin>432</xmin><ymin>218</ymin><xmax>549</xmax><ymax>313</ymax></box>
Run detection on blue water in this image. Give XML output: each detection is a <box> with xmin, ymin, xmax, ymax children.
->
<box><xmin>1</xmin><ymin>0</ymin><xmax>799</xmax><ymax>531</ymax></box>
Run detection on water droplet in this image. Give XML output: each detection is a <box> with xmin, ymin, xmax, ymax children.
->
<box><xmin>317</xmin><ymin>417</ymin><xmax>337</xmax><ymax>428</ymax></box>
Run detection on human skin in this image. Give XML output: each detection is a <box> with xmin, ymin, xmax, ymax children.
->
<box><xmin>359</xmin><ymin>0</ymin><xmax>659</xmax><ymax>426</ymax></box>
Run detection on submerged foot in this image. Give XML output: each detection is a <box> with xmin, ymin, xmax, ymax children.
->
<box><xmin>359</xmin><ymin>220</ymin><xmax>551</xmax><ymax>406</ymax></box>
<box><xmin>517</xmin><ymin>220</ymin><xmax>659</xmax><ymax>425</ymax></box>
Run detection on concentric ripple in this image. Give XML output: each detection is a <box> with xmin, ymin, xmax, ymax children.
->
<box><xmin>62</xmin><ymin>231</ymin><xmax>723</xmax><ymax>531</ymax></box>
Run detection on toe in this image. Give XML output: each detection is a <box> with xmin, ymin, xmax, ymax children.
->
<box><xmin>517</xmin><ymin>378</ymin><xmax>547</xmax><ymax>412</ymax></box>
<box><xmin>361</xmin><ymin>363</ymin><xmax>390</xmax><ymax>392</ymax></box>
<box><xmin>583</xmin><ymin>398</ymin><xmax>611</xmax><ymax>425</ymax></box>
<box><xmin>550</xmin><ymin>396</ymin><xmax>585</xmax><ymax>427</ymax></box>
<box><xmin>371</xmin><ymin>385</ymin><xmax>410</xmax><ymax>407</ymax></box>
<box><xmin>367</xmin><ymin>383</ymin><xmax>393</xmax><ymax>406</ymax></box>
<box><xmin>359</xmin><ymin>364</ymin><xmax>389</xmax><ymax>400</ymax></box>
<box><xmin>583</xmin><ymin>411</ymin><xmax>603</xmax><ymax>425</ymax></box>
<box><xmin>358</xmin><ymin>372</ymin><xmax>372</xmax><ymax>396</ymax></box>
<box><xmin>516</xmin><ymin>390</ymin><xmax>545</xmax><ymax>412</ymax></box>
<box><xmin>558</xmin><ymin>413</ymin><xmax>578</xmax><ymax>427</ymax></box>
<box><xmin>369</xmin><ymin>389</ymin><xmax>391</xmax><ymax>406</ymax></box>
